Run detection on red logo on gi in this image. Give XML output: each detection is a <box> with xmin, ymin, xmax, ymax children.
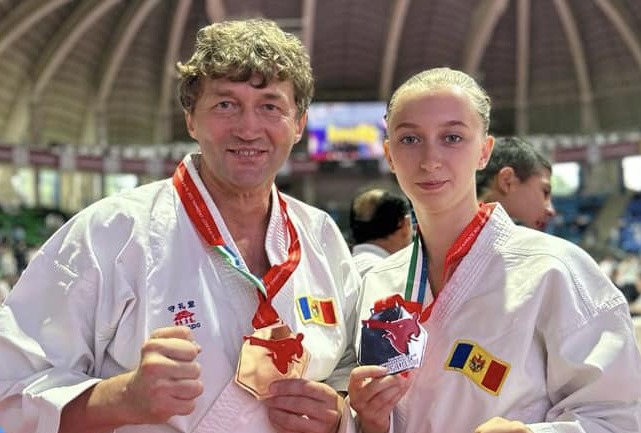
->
<box><xmin>168</xmin><ymin>300</ymin><xmax>201</xmax><ymax>330</ymax></box>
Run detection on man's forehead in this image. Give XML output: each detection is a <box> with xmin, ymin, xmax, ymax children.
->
<box><xmin>202</xmin><ymin>76</ymin><xmax>294</xmax><ymax>96</ymax></box>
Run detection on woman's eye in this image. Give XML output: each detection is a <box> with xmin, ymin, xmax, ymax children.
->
<box><xmin>400</xmin><ymin>135</ymin><xmax>419</xmax><ymax>145</ymax></box>
<box><xmin>445</xmin><ymin>134</ymin><xmax>462</xmax><ymax>143</ymax></box>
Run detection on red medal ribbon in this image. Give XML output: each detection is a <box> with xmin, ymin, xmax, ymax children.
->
<box><xmin>375</xmin><ymin>202</ymin><xmax>495</xmax><ymax>322</ymax></box>
<box><xmin>173</xmin><ymin>159</ymin><xmax>301</xmax><ymax>328</ymax></box>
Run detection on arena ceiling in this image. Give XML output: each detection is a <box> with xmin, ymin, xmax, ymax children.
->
<box><xmin>0</xmin><ymin>0</ymin><xmax>640</xmax><ymax>148</ymax></box>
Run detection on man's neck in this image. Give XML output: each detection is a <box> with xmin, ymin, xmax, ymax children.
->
<box><xmin>371</xmin><ymin>237</ymin><xmax>397</xmax><ymax>255</ymax></box>
<box><xmin>195</xmin><ymin>156</ymin><xmax>274</xmax><ymax>232</ymax></box>
<box><xmin>214</xmin><ymin>190</ymin><xmax>272</xmax><ymax>243</ymax></box>
<box><xmin>211</xmin><ymin>190</ymin><xmax>273</xmax><ymax>276</ymax></box>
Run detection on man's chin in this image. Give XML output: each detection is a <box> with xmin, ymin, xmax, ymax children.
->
<box><xmin>535</xmin><ymin>221</ymin><xmax>548</xmax><ymax>231</ymax></box>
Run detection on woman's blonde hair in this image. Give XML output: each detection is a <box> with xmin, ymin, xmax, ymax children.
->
<box><xmin>386</xmin><ymin>67</ymin><xmax>491</xmax><ymax>134</ymax></box>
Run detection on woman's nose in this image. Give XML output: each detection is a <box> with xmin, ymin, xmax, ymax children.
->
<box><xmin>418</xmin><ymin>143</ymin><xmax>442</xmax><ymax>171</ymax></box>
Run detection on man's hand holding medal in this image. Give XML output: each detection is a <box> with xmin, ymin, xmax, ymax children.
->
<box><xmin>235</xmin><ymin>322</ymin><xmax>310</xmax><ymax>399</ymax></box>
<box><xmin>235</xmin><ymin>321</ymin><xmax>344</xmax><ymax>433</ymax></box>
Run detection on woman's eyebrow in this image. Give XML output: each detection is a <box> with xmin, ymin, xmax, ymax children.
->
<box><xmin>393</xmin><ymin>119</ymin><xmax>470</xmax><ymax>131</ymax></box>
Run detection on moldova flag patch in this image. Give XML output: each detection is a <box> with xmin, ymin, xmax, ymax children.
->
<box><xmin>296</xmin><ymin>296</ymin><xmax>337</xmax><ymax>326</ymax></box>
<box><xmin>445</xmin><ymin>339</ymin><xmax>510</xmax><ymax>395</ymax></box>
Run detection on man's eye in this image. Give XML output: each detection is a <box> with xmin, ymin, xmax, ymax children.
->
<box><xmin>215</xmin><ymin>101</ymin><xmax>233</xmax><ymax>110</ymax></box>
<box><xmin>260</xmin><ymin>104</ymin><xmax>284</xmax><ymax>117</ymax></box>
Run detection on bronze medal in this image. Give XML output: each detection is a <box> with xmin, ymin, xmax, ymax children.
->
<box><xmin>235</xmin><ymin>323</ymin><xmax>310</xmax><ymax>399</ymax></box>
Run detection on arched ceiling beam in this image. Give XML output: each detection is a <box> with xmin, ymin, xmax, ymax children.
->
<box><xmin>462</xmin><ymin>0</ymin><xmax>510</xmax><ymax>75</ymax></box>
<box><xmin>4</xmin><ymin>0</ymin><xmax>122</xmax><ymax>144</ymax></box>
<box><xmin>2</xmin><ymin>86</ymin><xmax>31</xmax><ymax>144</ymax></box>
<box><xmin>32</xmin><ymin>0</ymin><xmax>123</xmax><ymax>101</ymax></box>
<box><xmin>552</xmin><ymin>0</ymin><xmax>599</xmax><ymax>131</ymax></box>
<box><xmin>93</xmin><ymin>0</ymin><xmax>161</xmax><ymax>145</ymax></box>
<box><xmin>515</xmin><ymin>0</ymin><xmax>531</xmax><ymax>134</ymax></box>
<box><xmin>96</xmin><ymin>0</ymin><xmax>161</xmax><ymax>109</ymax></box>
<box><xmin>594</xmin><ymin>0</ymin><xmax>641</xmax><ymax>73</ymax></box>
<box><xmin>378</xmin><ymin>0</ymin><xmax>411</xmax><ymax>101</ymax></box>
<box><xmin>205</xmin><ymin>0</ymin><xmax>226</xmax><ymax>23</ymax></box>
<box><xmin>0</xmin><ymin>0</ymin><xmax>72</xmax><ymax>57</ymax></box>
<box><xmin>154</xmin><ymin>0</ymin><xmax>192</xmax><ymax>143</ymax></box>
<box><xmin>301</xmin><ymin>0</ymin><xmax>317</xmax><ymax>58</ymax></box>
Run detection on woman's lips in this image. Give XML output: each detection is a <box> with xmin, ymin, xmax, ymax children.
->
<box><xmin>417</xmin><ymin>180</ymin><xmax>447</xmax><ymax>191</ymax></box>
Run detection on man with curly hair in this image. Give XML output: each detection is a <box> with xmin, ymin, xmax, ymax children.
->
<box><xmin>0</xmin><ymin>19</ymin><xmax>359</xmax><ymax>433</ymax></box>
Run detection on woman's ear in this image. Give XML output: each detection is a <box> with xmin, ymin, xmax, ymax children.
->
<box><xmin>384</xmin><ymin>139</ymin><xmax>395</xmax><ymax>172</ymax></box>
<box><xmin>478</xmin><ymin>135</ymin><xmax>495</xmax><ymax>170</ymax></box>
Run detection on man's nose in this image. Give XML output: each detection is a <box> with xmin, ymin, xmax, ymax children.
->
<box><xmin>546</xmin><ymin>201</ymin><xmax>556</xmax><ymax>216</ymax></box>
<box><xmin>233</xmin><ymin>109</ymin><xmax>262</xmax><ymax>141</ymax></box>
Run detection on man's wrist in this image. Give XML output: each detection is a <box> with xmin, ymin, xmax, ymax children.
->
<box><xmin>60</xmin><ymin>372</ymin><xmax>137</xmax><ymax>433</ymax></box>
<box><xmin>90</xmin><ymin>372</ymin><xmax>139</xmax><ymax>425</ymax></box>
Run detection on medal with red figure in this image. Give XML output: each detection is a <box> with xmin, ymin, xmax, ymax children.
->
<box><xmin>359</xmin><ymin>203</ymin><xmax>494</xmax><ymax>374</ymax></box>
<box><xmin>173</xmin><ymin>159</ymin><xmax>310</xmax><ymax>398</ymax></box>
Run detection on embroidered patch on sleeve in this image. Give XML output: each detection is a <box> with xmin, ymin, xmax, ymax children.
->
<box><xmin>296</xmin><ymin>296</ymin><xmax>338</xmax><ymax>326</ymax></box>
<box><xmin>445</xmin><ymin>339</ymin><xmax>510</xmax><ymax>395</ymax></box>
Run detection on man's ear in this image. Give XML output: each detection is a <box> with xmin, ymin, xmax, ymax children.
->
<box><xmin>293</xmin><ymin>111</ymin><xmax>307</xmax><ymax>144</ymax></box>
<box><xmin>497</xmin><ymin>166</ymin><xmax>516</xmax><ymax>193</ymax></box>
<box><xmin>184</xmin><ymin>110</ymin><xmax>197</xmax><ymax>141</ymax></box>
<box><xmin>384</xmin><ymin>139</ymin><xmax>395</xmax><ymax>172</ymax></box>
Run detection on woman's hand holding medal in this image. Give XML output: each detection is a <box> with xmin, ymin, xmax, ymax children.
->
<box><xmin>348</xmin><ymin>365</ymin><xmax>414</xmax><ymax>433</ymax></box>
<box><xmin>264</xmin><ymin>379</ymin><xmax>345</xmax><ymax>433</ymax></box>
<box><xmin>122</xmin><ymin>326</ymin><xmax>204</xmax><ymax>424</ymax></box>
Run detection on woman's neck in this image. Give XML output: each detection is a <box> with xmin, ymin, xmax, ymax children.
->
<box><xmin>415</xmin><ymin>204</ymin><xmax>478</xmax><ymax>294</ymax></box>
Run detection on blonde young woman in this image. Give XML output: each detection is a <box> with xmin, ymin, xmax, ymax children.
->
<box><xmin>348</xmin><ymin>68</ymin><xmax>641</xmax><ymax>433</ymax></box>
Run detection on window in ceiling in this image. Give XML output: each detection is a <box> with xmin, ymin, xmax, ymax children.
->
<box><xmin>551</xmin><ymin>162</ymin><xmax>580</xmax><ymax>196</ymax></box>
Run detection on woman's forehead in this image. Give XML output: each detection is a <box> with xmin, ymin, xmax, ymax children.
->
<box><xmin>388</xmin><ymin>86</ymin><xmax>478</xmax><ymax>123</ymax></box>
<box><xmin>398</xmin><ymin>84</ymin><xmax>469</xmax><ymax>105</ymax></box>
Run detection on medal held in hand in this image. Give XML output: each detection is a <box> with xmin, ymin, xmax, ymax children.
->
<box><xmin>236</xmin><ymin>322</ymin><xmax>310</xmax><ymax>399</ymax></box>
<box><xmin>174</xmin><ymin>162</ymin><xmax>308</xmax><ymax>398</ymax></box>
<box><xmin>359</xmin><ymin>303</ymin><xmax>427</xmax><ymax>375</ymax></box>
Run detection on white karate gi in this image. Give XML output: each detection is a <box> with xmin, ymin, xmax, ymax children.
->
<box><xmin>352</xmin><ymin>243</ymin><xmax>390</xmax><ymax>277</ymax></box>
<box><xmin>356</xmin><ymin>204</ymin><xmax>641</xmax><ymax>433</ymax></box>
<box><xmin>0</xmin><ymin>154</ymin><xmax>360</xmax><ymax>433</ymax></box>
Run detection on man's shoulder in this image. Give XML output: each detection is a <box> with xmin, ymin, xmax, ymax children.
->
<box><xmin>365</xmin><ymin>244</ymin><xmax>412</xmax><ymax>275</ymax></box>
<box><xmin>61</xmin><ymin>178</ymin><xmax>174</xmax><ymax>238</ymax></box>
<box><xmin>82</xmin><ymin>178</ymin><xmax>172</xmax><ymax>216</ymax></box>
